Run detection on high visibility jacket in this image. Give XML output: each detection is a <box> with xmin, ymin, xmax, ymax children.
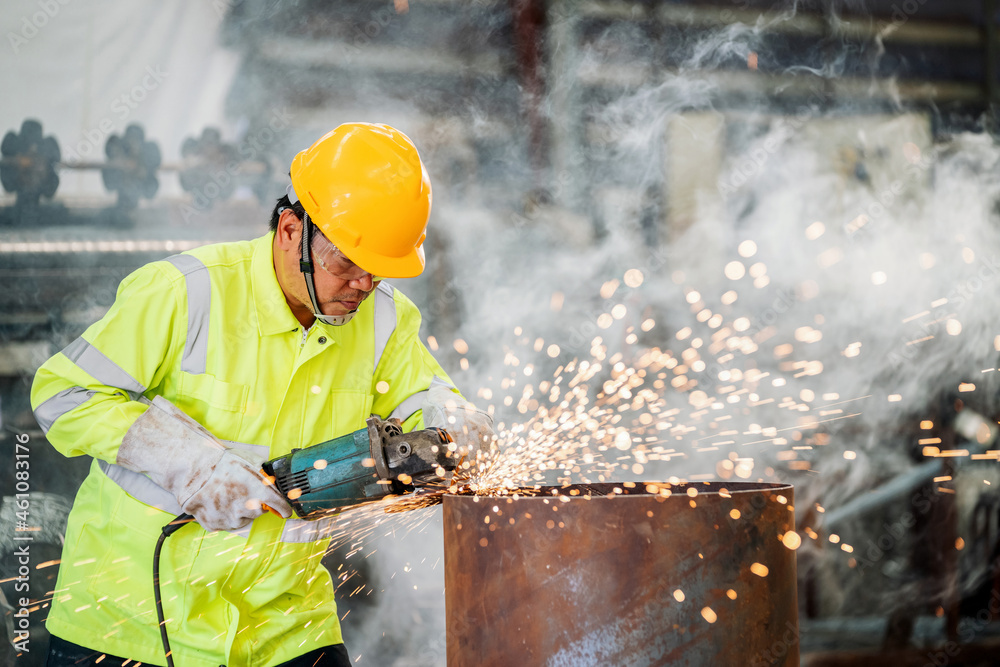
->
<box><xmin>30</xmin><ymin>233</ymin><xmax>457</xmax><ymax>666</ymax></box>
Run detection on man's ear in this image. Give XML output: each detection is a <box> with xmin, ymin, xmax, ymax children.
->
<box><xmin>275</xmin><ymin>209</ymin><xmax>301</xmax><ymax>249</ymax></box>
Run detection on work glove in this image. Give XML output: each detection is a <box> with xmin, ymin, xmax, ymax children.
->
<box><xmin>117</xmin><ymin>396</ymin><xmax>293</xmax><ymax>532</ymax></box>
<box><xmin>421</xmin><ymin>385</ymin><xmax>496</xmax><ymax>454</ymax></box>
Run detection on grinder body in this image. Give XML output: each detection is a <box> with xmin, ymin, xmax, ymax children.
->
<box><xmin>262</xmin><ymin>416</ymin><xmax>454</xmax><ymax>519</ymax></box>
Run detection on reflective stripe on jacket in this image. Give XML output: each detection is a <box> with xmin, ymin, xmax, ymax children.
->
<box><xmin>30</xmin><ymin>233</ymin><xmax>457</xmax><ymax>667</ymax></box>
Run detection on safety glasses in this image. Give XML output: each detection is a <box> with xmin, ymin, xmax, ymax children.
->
<box><xmin>309</xmin><ymin>224</ymin><xmax>383</xmax><ymax>282</ymax></box>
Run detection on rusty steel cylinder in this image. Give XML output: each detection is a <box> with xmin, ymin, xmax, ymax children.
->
<box><xmin>443</xmin><ymin>482</ymin><xmax>799</xmax><ymax>667</ymax></box>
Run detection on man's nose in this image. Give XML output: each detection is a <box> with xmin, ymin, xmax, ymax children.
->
<box><xmin>349</xmin><ymin>273</ymin><xmax>374</xmax><ymax>291</ymax></box>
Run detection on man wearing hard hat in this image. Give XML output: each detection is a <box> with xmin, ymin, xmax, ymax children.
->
<box><xmin>31</xmin><ymin>123</ymin><xmax>492</xmax><ymax>666</ymax></box>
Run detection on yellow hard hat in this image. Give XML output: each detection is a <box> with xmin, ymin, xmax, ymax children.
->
<box><xmin>289</xmin><ymin>122</ymin><xmax>432</xmax><ymax>279</ymax></box>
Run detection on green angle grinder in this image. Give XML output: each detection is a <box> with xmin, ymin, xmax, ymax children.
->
<box><xmin>262</xmin><ymin>416</ymin><xmax>457</xmax><ymax>519</ymax></box>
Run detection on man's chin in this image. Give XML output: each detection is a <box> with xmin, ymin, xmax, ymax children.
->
<box><xmin>323</xmin><ymin>299</ymin><xmax>363</xmax><ymax>315</ymax></box>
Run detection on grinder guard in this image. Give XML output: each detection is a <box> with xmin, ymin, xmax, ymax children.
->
<box><xmin>262</xmin><ymin>416</ymin><xmax>455</xmax><ymax>519</ymax></box>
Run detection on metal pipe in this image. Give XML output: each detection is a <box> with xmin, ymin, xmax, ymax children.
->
<box><xmin>444</xmin><ymin>481</ymin><xmax>799</xmax><ymax>666</ymax></box>
<box><xmin>821</xmin><ymin>459</ymin><xmax>942</xmax><ymax>531</ymax></box>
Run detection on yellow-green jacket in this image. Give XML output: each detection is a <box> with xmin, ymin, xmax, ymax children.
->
<box><xmin>30</xmin><ymin>233</ymin><xmax>456</xmax><ymax>666</ymax></box>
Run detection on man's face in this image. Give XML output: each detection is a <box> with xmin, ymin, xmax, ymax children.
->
<box><xmin>273</xmin><ymin>210</ymin><xmax>380</xmax><ymax>325</ymax></box>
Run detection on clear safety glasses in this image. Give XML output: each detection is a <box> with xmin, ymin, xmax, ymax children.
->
<box><xmin>309</xmin><ymin>226</ymin><xmax>383</xmax><ymax>282</ymax></box>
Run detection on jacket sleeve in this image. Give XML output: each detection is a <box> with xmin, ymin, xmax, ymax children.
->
<box><xmin>30</xmin><ymin>261</ymin><xmax>184</xmax><ymax>463</ymax></box>
<box><xmin>370</xmin><ymin>288</ymin><xmax>461</xmax><ymax>432</ymax></box>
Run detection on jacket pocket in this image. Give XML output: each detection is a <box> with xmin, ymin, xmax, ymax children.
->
<box><xmin>176</xmin><ymin>372</ymin><xmax>249</xmax><ymax>441</ymax></box>
<box><xmin>178</xmin><ymin>372</ymin><xmax>249</xmax><ymax>412</ymax></box>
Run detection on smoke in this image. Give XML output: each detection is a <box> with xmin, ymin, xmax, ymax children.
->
<box><xmin>8</xmin><ymin>1</ymin><xmax>1000</xmax><ymax>663</ymax></box>
<box><xmin>421</xmin><ymin>1</ymin><xmax>1000</xmax><ymax>639</ymax></box>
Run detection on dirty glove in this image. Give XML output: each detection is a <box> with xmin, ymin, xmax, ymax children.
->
<box><xmin>421</xmin><ymin>385</ymin><xmax>496</xmax><ymax>453</ymax></box>
<box><xmin>117</xmin><ymin>396</ymin><xmax>292</xmax><ymax>532</ymax></box>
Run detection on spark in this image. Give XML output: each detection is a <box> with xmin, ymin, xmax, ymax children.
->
<box><xmin>310</xmin><ymin>231</ymin><xmax>903</xmax><ymax>601</ymax></box>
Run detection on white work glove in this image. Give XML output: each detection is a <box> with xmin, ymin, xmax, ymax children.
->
<box><xmin>421</xmin><ymin>385</ymin><xmax>496</xmax><ymax>453</ymax></box>
<box><xmin>117</xmin><ymin>396</ymin><xmax>292</xmax><ymax>532</ymax></box>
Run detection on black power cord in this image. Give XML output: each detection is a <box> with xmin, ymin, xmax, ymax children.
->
<box><xmin>154</xmin><ymin>513</ymin><xmax>196</xmax><ymax>667</ymax></box>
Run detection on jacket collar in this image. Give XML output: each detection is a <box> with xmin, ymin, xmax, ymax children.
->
<box><xmin>252</xmin><ymin>232</ymin><xmax>304</xmax><ymax>336</ymax></box>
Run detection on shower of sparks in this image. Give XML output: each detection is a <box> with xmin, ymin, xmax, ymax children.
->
<box><xmin>301</xmin><ymin>247</ymin><xmax>882</xmax><ymax>590</ymax></box>
<box><xmin>234</xmin><ymin>224</ymin><xmax>1000</xmax><ymax>619</ymax></box>
<box><xmin>436</xmin><ymin>264</ymin><xmax>876</xmax><ymax>500</ymax></box>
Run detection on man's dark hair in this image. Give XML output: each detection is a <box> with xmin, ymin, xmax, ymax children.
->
<box><xmin>269</xmin><ymin>195</ymin><xmax>307</xmax><ymax>232</ymax></box>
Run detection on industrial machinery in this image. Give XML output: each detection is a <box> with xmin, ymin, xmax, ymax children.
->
<box><xmin>0</xmin><ymin>118</ymin><xmax>281</xmax><ymax>225</ymax></box>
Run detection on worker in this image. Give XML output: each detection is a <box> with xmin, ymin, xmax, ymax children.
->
<box><xmin>31</xmin><ymin>122</ymin><xmax>494</xmax><ymax>666</ymax></box>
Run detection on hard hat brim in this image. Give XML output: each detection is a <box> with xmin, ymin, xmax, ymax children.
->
<box><xmin>342</xmin><ymin>242</ymin><xmax>426</xmax><ymax>280</ymax></box>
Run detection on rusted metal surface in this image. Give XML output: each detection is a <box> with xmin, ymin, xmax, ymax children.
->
<box><xmin>444</xmin><ymin>482</ymin><xmax>799</xmax><ymax>667</ymax></box>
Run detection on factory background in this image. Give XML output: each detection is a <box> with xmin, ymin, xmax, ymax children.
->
<box><xmin>2</xmin><ymin>0</ymin><xmax>1000</xmax><ymax>664</ymax></box>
